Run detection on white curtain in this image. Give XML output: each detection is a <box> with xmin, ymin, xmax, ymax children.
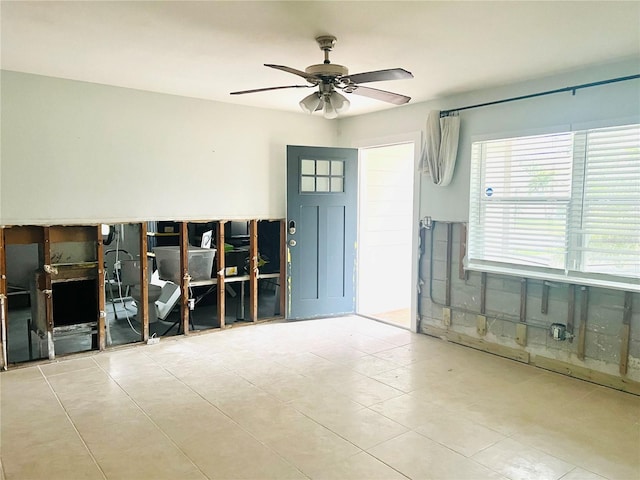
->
<box><xmin>421</xmin><ymin>110</ymin><xmax>460</xmax><ymax>186</ymax></box>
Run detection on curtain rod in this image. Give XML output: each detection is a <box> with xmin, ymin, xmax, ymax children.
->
<box><xmin>439</xmin><ymin>73</ymin><xmax>640</xmax><ymax>117</ymax></box>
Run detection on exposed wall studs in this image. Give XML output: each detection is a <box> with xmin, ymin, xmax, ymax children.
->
<box><xmin>577</xmin><ymin>286</ymin><xmax>589</xmax><ymax>360</ymax></box>
<box><xmin>620</xmin><ymin>291</ymin><xmax>632</xmax><ymax>376</ymax></box>
<box><xmin>42</xmin><ymin>227</ymin><xmax>54</xmax><ymax>360</ymax></box>
<box><xmin>516</xmin><ymin>278</ymin><xmax>528</xmax><ymax>347</ymax></box>
<box><xmin>541</xmin><ymin>282</ymin><xmax>550</xmax><ymax>315</ymax></box>
<box><xmin>96</xmin><ymin>225</ymin><xmax>106</xmax><ymax>351</ymax></box>
<box><xmin>480</xmin><ymin>272</ymin><xmax>487</xmax><ymax>315</ymax></box>
<box><xmin>519</xmin><ymin>278</ymin><xmax>527</xmax><ymax>322</ymax></box>
<box><xmin>139</xmin><ymin>222</ymin><xmax>149</xmax><ymax>341</ymax></box>
<box><xmin>278</xmin><ymin>220</ymin><xmax>287</xmax><ymax>317</ymax></box>
<box><xmin>249</xmin><ymin>220</ymin><xmax>259</xmax><ymax>322</ymax></box>
<box><xmin>217</xmin><ymin>221</ymin><xmax>226</xmax><ymax>328</ymax></box>
<box><xmin>445</xmin><ymin>223</ymin><xmax>453</xmax><ymax>306</ymax></box>
<box><xmin>567</xmin><ymin>284</ymin><xmax>575</xmax><ymax>343</ymax></box>
<box><xmin>179</xmin><ymin>222</ymin><xmax>190</xmax><ymax>335</ymax></box>
<box><xmin>0</xmin><ymin>228</ymin><xmax>7</xmax><ymax>370</ymax></box>
<box><xmin>459</xmin><ymin>223</ymin><xmax>468</xmax><ymax>281</ymax></box>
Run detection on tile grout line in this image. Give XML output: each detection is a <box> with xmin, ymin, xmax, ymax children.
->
<box><xmin>469</xmin><ymin>435</ymin><xmax>579</xmax><ymax>478</ymax></box>
<box><xmin>229</xmin><ymin>360</ymin><xmax>415</xmax><ymax>479</ymax></box>
<box><xmin>37</xmin><ymin>365</ymin><xmax>109</xmax><ymax>480</ymax></box>
<box><xmin>142</xmin><ymin>347</ymin><xmax>419</xmax><ymax>478</ymax></box>
<box><xmin>352</xmin><ymin>353</ymin><xmax>509</xmax><ymax>479</ymax></box>
<box><xmin>89</xmin><ymin>357</ymin><xmax>212</xmax><ymax>480</ymax></box>
<box><xmin>135</xmin><ymin>351</ymin><xmax>313</xmax><ymax>479</ymax></box>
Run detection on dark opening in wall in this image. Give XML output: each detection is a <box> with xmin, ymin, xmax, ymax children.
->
<box><xmin>52</xmin><ymin>279</ymin><xmax>98</xmax><ymax>327</ymax></box>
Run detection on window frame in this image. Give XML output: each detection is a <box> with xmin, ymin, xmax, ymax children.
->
<box><xmin>467</xmin><ymin>122</ymin><xmax>640</xmax><ymax>293</ymax></box>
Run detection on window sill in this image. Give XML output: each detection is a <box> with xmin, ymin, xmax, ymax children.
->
<box><xmin>466</xmin><ymin>261</ymin><xmax>640</xmax><ymax>293</ymax></box>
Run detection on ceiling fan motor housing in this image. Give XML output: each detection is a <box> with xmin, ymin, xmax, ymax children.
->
<box><xmin>305</xmin><ymin>63</ymin><xmax>349</xmax><ymax>79</ymax></box>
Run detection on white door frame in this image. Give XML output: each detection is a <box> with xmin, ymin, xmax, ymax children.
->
<box><xmin>352</xmin><ymin>132</ymin><xmax>422</xmax><ymax>332</ymax></box>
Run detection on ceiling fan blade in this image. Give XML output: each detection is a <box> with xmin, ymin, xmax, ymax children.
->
<box><xmin>343</xmin><ymin>68</ymin><xmax>413</xmax><ymax>84</ymax></box>
<box><xmin>348</xmin><ymin>85</ymin><xmax>411</xmax><ymax>105</ymax></box>
<box><xmin>230</xmin><ymin>85</ymin><xmax>313</xmax><ymax>95</ymax></box>
<box><xmin>265</xmin><ymin>64</ymin><xmax>319</xmax><ymax>82</ymax></box>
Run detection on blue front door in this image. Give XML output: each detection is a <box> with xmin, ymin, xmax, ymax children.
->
<box><xmin>286</xmin><ymin>145</ymin><xmax>358</xmax><ymax>319</ymax></box>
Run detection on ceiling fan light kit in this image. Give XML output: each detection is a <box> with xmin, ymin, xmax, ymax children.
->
<box><xmin>299</xmin><ymin>90</ymin><xmax>350</xmax><ymax>119</ymax></box>
<box><xmin>230</xmin><ymin>35</ymin><xmax>413</xmax><ymax>119</ymax></box>
<box><xmin>299</xmin><ymin>92</ymin><xmax>323</xmax><ymax>114</ymax></box>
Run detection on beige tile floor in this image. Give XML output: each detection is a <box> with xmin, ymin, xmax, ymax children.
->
<box><xmin>1</xmin><ymin>316</ymin><xmax>639</xmax><ymax>480</ymax></box>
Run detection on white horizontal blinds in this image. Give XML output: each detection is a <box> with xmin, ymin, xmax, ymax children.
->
<box><xmin>469</xmin><ymin>133</ymin><xmax>573</xmax><ymax>269</ymax></box>
<box><xmin>480</xmin><ymin>203</ymin><xmax>568</xmax><ymax>267</ymax></box>
<box><xmin>579</xmin><ymin>124</ymin><xmax>640</xmax><ymax>278</ymax></box>
<box><xmin>468</xmin><ymin>143</ymin><xmax>483</xmax><ymax>259</ymax></box>
<box><xmin>482</xmin><ymin>133</ymin><xmax>573</xmax><ymax>200</ymax></box>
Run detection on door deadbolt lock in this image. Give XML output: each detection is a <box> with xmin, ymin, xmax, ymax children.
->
<box><xmin>289</xmin><ymin>239</ymin><xmax>297</xmax><ymax>247</ymax></box>
<box><xmin>288</xmin><ymin>220</ymin><xmax>296</xmax><ymax>235</ymax></box>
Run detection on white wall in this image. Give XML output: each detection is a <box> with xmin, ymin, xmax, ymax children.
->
<box><xmin>338</xmin><ymin>59</ymin><xmax>640</xmax><ymax>222</ymax></box>
<box><xmin>1</xmin><ymin>71</ymin><xmax>336</xmax><ymax>225</ymax></box>
<box><xmin>3</xmin><ymin>61</ymin><xmax>638</xmax><ymax>226</ymax></box>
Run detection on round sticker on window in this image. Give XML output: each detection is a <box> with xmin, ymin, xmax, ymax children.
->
<box><xmin>485</xmin><ymin>187</ymin><xmax>494</xmax><ymax>197</ymax></box>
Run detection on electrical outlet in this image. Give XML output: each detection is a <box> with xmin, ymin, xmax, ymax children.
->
<box><xmin>147</xmin><ymin>337</ymin><xmax>160</xmax><ymax>345</ymax></box>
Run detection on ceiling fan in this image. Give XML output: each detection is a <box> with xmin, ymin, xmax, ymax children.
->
<box><xmin>230</xmin><ymin>35</ymin><xmax>413</xmax><ymax>119</ymax></box>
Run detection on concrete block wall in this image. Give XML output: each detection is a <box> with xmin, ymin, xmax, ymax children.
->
<box><xmin>419</xmin><ymin>221</ymin><xmax>640</xmax><ymax>386</ymax></box>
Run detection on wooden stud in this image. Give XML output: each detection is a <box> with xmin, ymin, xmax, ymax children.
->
<box><xmin>445</xmin><ymin>223</ymin><xmax>453</xmax><ymax>306</ymax></box>
<box><xmin>519</xmin><ymin>278</ymin><xmax>527</xmax><ymax>322</ymax></box>
<box><xmin>95</xmin><ymin>225</ymin><xmax>106</xmax><ymax>350</ymax></box>
<box><xmin>43</xmin><ymin>227</ymin><xmax>55</xmax><ymax>359</ymax></box>
<box><xmin>516</xmin><ymin>323</ymin><xmax>528</xmax><ymax>347</ymax></box>
<box><xmin>249</xmin><ymin>220</ymin><xmax>258</xmax><ymax>322</ymax></box>
<box><xmin>0</xmin><ymin>228</ymin><xmax>7</xmax><ymax>369</ymax></box>
<box><xmin>217</xmin><ymin>221</ymin><xmax>226</xmax><ymax>328</ymax></box>
<box><xmin>278</xmin><ymin>219</ymin><xmax>286</xmax><ymax>317</ymax></box>
<box><xmin>516</xmin><ymin>278</ymin><xmax>528</xmax><ymax>347</ymax></box>
<box><xmin>620</xmin><ymin>291</ymin><xmax>632</xmax><ymax>376</ymax></box>
<box><xmin>480</xmin><ymin>272</ymin><xmax>487</xmax><ymax>315</ymax></box>
<box><xmin>577</xmin><ymin>286</ymin><xmax>588</xmax><ymax>361</ymax></box>
<box><xmin>180</xmin><ymin>221</ymin><xmax>190</xmax><ymax>335</ymax></box>
<box><xmin>139</xmin><ymin>222</ymin><xmax>149</xmax><ymax>341</ymax></box>
<box><xmin>476</xmin><ymin>315</ymin><xmax>487</xmax><ymax>336</ymax></box>
<box><xmin>567</xmin><ymin>284</ymin><xmax>575</xmax><ymax>342</ymax></box>
<box><xmin>459</xmin><ymin>223</ymin><xmax>468</xmax><ymax>280</ymax></box>
<box><xmin>443</xmin><ymin>307</ymin><xmax>451</xmax><ymax>327</ymax></box>
<box><xmin>541</xmin><ymin>282</ymin><xmax>549</xmax><ymax>315</ymax></box>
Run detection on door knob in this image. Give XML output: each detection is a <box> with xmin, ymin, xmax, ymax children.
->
<box><xmin>289</xmin><ymin>239</ymin><xmax>297</xmax><ymax>247</ymax></box>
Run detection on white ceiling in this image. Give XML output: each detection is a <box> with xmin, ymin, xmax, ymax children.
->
<box><xmin>2</xmin><ymin>1</ymin><xmax>639</xmax><ymax>117</ymax></box>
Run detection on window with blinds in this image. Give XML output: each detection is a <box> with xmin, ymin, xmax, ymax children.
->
<box><xmin>468</xmin><ymin>123</ymin><xmax>640</xmax><ymax>288</ymax></box>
